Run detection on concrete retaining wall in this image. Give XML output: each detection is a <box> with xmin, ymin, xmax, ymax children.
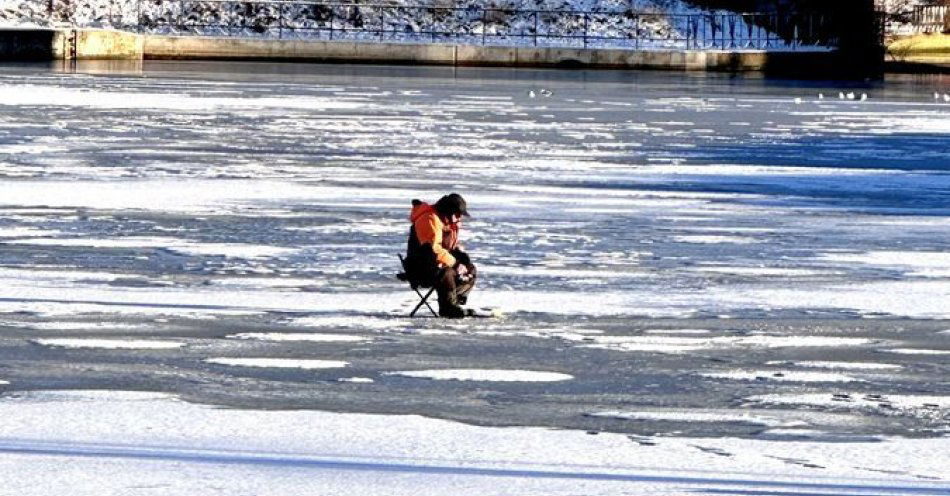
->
<box><xmin>144</xmin><ymin>36</ymin><xmax>456</xmax><ymax>64</ymax></box>
<box><xmin>144</xmin><ymin>35</ymin><xmax>833</xmax><ymax>73</ymax></box>
<box><xmin>1</xmin><ymin>28</ymin><xmax>837</xmax><ymax>74</ymax></box>
<box><xmin>75</xmin><ymin>29</ymin><xmax>143</xmax><ymax>59</ymax></box>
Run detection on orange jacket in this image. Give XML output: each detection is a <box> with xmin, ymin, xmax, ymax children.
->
<box><xmin>410</xmin><ymin>202</ymin><xmax>460</xmax><ymax>267</ymax></box>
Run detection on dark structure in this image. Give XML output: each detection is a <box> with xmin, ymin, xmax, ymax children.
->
<box><xmin>694</xmin><ymin>0</ymin><xmax>884</xmax><ymax>77</ymax></box>
<box><xmin>0</xmin><ymin>29</ymin><xmax>58</xmax><ymax>59</ymax></box>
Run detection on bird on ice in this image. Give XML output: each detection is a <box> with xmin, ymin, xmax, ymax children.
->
<box><xmin>846</xmin><ymin>92</ymin><xmax>856</xmax><ymax>100</ymax></box>
<box><xmin>860</xmin><ymin>93</ymin><xmax>868</xmax><ymax>101</ymax></box>
<box><xmin>794</xmin><ymin>97</ymin><xmax>802</xmax><ymax>104</ymax></box>
<box><xmin>838</xmin><ymin>92</ymin><xmax>845</xmax><ymax>99</ymax></box>
<box><xmin>539</xmin><ymin>89</ymin><xmax>553</xmax><ymax>97</ymax></box>
<box><xmin>528</xmin><ymin>90</ymin><xmax>536</xmax><ymax>98</ymax></box>
<box><xmin>818</xmin><ymin>93</ymin><xmax>824</xmax><ymax>99</ymax></box>
<box><xmin>944</xmin><ymin>94</ymin><xmax>950</xmax><ymax>102</ymax></box>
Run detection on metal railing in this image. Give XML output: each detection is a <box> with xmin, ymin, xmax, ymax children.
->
<box><xmin>911</xmin><ymin>5</ymin><xmax>949</xmax><ymax>34</ymax></box>
<box><xmin>2</xmin><ymin>0</ymin><xmax>839</xmax><ymax>50</ymax></box>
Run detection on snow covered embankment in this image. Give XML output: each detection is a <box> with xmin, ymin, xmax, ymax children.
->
<box><xmin>2</xmin><ymin>0</ymin><xmax>825</xmax><ymax>51</ymax></box>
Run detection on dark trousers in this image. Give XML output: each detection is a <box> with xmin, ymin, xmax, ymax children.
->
<box><xmin>437</xmin><ymin>250</ymin><xmax>477</xmax><ymax>307</ymax></box>
<box><xmin>406</xmin><ymin>248</ymin><xmax>477</xmax><ymax>308</ymax></box>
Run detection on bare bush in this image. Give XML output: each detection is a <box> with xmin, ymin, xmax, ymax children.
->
<box><xmin>886</xmin><ymin>37</ymin><xmax>920</xmax><ymax>60</ymax></box>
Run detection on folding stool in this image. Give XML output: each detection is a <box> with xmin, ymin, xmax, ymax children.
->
<box><xmin>397</xmin><ymin>254</ymin><xmax>439</xmax><ymax>317</ymax></box>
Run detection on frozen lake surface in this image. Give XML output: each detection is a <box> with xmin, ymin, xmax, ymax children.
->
<box><xmin>0</xmin><ymin>62</ymin><xmax>948</xmax><ymax>493</ymax></box>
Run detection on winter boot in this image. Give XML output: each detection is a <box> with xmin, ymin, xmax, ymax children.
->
<box><xmin>438</xmin><ymin>294</ymin><xmax>465</xmax><ymax>319</ymax></box>
<box><xmin>439</xmin><ymin>302</ymin><xmax>465</xmax><ymax>318</ymax></box>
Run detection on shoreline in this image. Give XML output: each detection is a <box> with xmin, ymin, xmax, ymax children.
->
<box><xmin>1</xmin><ymin>28</ymin><xmax>848</xmax><ymax>76</ymax></box>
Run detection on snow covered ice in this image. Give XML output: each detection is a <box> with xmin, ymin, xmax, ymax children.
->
<box><xmin>0</xmin><ymin>389</ymin><xmax>948</xmax><ymax>496</ymax></box>
<box><xmin>0</xmin><ymin>62</ymin><xmax>948</xmax><ymax>493</ymax></box>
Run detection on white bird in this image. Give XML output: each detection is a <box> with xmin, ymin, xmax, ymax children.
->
<box><xmin>846</xmin><ymin>92</ymin><xmax>855</xmax><ymax>100</ymax></box>
<box><xmin>794</xmin><ymin>97</ymin><xmax>802</xmax><ymax>104</ymax></box>
<box><xmin>539</xmin><ymin>89</ymin><xmax>553</xmax><ymax>97</ymax></box>
<box><xmin>818</xmin><ymin>93</ymin><xmax>824</xmax><ymax>99</ymax></box>
<box><xmin>935</xmin><ymin>92</ymin><xmax>940</xmax><ymax>100</ymax></box>
<box><xmin>838</xmin><ymin>92</ymin><xmax>845</xmax><ymax>99</ymax></box>
<box><xmin>860</xmin><ymin>93</ymin><xmax>868</xmax><ymax>101</ymax></box>
<box><xmin>944</xmin><ymin>94</ymin><xmax>950</xmax><ymax>102</ymax></box>
<box><xmin>528</xmin><ymin>90</ymin><xmax>536</xmax><ymax>98</ymax></box>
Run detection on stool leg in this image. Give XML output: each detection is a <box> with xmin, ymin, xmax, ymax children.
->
<box><xmin>409</xmin><ymin>293</ymin><xmax>426</xmax><ymax>317</ymax></box>
<box><xmin>410</xmin><ymin>287</ymin><xmax>438</xmax><ymax>317</ymax></box>
<box><xmin>421</xmin><ymin>287</ymin><xmax>438</xmax><ymax>317</ymax></box>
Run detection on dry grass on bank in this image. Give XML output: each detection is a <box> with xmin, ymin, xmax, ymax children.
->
<box><xmin>887</xmin><ymin>33</ymin><xmax>950</xmax><ymax>55</ymax></box>
<box><xmin>887</xmin><ymin>33</ymin><xmax>950</xmax><ymax>65</ymax></box>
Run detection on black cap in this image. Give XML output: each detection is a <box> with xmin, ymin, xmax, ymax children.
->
<box><xmin>434</xmin><ymin>193</ymin><xmax>469</xmax><ymax>218</ymax></box>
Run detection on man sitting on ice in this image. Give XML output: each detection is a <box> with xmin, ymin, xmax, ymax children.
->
<box><xmin>403</xmin><ymin>193</ymin><xmax>477</xmax><ymax>318</ymax></box>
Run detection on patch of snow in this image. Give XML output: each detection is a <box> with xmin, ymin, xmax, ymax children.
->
<box><xmin>25</xmin><ymin>322</ymin><xmax>150</xmax><ymax>331</ymax></box>
<box><xmin>210</xmin><ymin>277</ymin><xmax>326</xmax><ymax>288</ymax></box>
<box><xmin>858</xmin><ymin>218</ymin><xmax>950</xmax><ymax>227</ymax></box>
<box><xmin>700</xmin><ymin>370</ymin><xmax>861</xmax><ymax>383</ymax></box>
<box><xmin>588</xmin><ymin>410</ymin><xmax>792</xmax><ymax>427</ymax></box>
<box><xmin>581</xmin><ymin>339</ymin><xmax>705</xmax><ymax>353</ymax></box>
<box><xmin>291</xmin><ymin>315</ymin><xmax>409</xmax><ymax>330</ymax></box>
<box><xmin>204</xmin><ymin>358</ymin><xmax>349</xmax><ymax>369</ymax></box>
<box><xmin>472</xmin><ymin>326</ymin><xmax>600</xmax><ymax>341</ymax></box>
<box><xmin>337</xmin><ymin>377</ymin><xmax>375</xmax><ymax>383</ymax></box>
<box><xmin>31</xmin><ymin>338</ymin><xmax>185</xmax><ymax>350</ymax></box>
<box><xmin>0</xmin><ymin>300</ymin><xmax>264</xmax><ymax>318</ymax></box>
<box><xmin>8</xmin><ymin>236</ymin><xmax>297</xmax><ymax>259</ymax></box>
<box><xmin>691</xmin><ymin>267</ymin><xmax>830</xmax><ymax>277</ymax></box>
<box><xmin>767</xmin><ymin>361</ymin><xmax>902</xmax><ymax>371</ymax></box>
<box><xmin>0</xmin><ymin>265</ymin><xmax>407</xmax><ymax>317</ymax></box>
<box><xmin>881</xmin><ymin>348</ymin><xmax>950</xmax><ymax>355</ymax></box>
<box><xmin>802</xmin><ymin>114</ymin><xmax>950</xmax><ymax>135</ymax></box>
<box><xmin>746</xmin><ymin>393</ymin><xmax>950</xmax><ymax>417</ymax></box>
<box><xmin>755</xmin><ymin>428</ymin><xmax>850</xmax><ymax>440</ymax></box>
<box><xmin>635</xmin><ymin>164</ymin><xmax>904</xmax><ymax>176</ymax></box>
<box><xmin>293</xmin><ymin>222</ymin><xmax>405</xmax><ymax>236</ymax></box>
<box><xmin>0</xmin><ymin>267</ymin><xmax>127</xmax><ymax>282</ymax></box>
<box><xmin>9</xmin><ymin>390</ymin><xmax>174</xmax><ymax>402</ymax></box>
<box><xmin>0</xmin><ymin>143</ymin><xmax>67</xmax><ymax>154</ymax></box>
<box><xmin>642</xmin><ymin>329</ymin><xmax>711</xmax><ymax>335</ymax></box>
<box><xmin>820</xmin><ymin>251</ymin><xmax>950</xmax><ymax>277</ymax></box>
<box><xmin>671</xmin><ymin>235</ymin><xmax>758</xmax><ymax>244</ymax></box>
<box><xmin>386</xmin><ymin>369</ymin><xmax>573</xmax><ymax>382</ymax></box>
<box><xmin>0</xmin><ymin>85</ymin><xmax>367</xmax><ymax>111</ymax></box>
<box><xmin>495</xmin><ymin>184</ymin><xmax>754</xmax><ymax>201</ymax></box>
<box><xmin>0</xmin><ymin>227</ymin><xmax>61</xmax><ymax>238</ymax></box>
<box><xmin>577</xmin><ymin>335</ymin><xmax>872</xmax><ymax>354</ymax></box>
<box><xmin>705</xmin><ymin>280</ymin><xmax>950</xmax><ymax>320</ymax></box>
<box><xmin>480</xmin><ymin>265</ymin><xmax>648</xmax><ymax>279</ymax></box>
<box><xmin>734</xmin><ymin>336</ymin><xmax>875</xmax><ymax>347</ymax></box>
<box><xmin>4</xmin><ymin>261</ymin><xmax>946</xmax><ymax>320</ymax></box>
<box><xmin>227</xmin><ymin>332</ymin><xmax>369</xmax><ymax>342</ymax></box>
<box><xmin>0</xmin><ymin>180</ymin><xmax>415</xmax><ymax>215</ymax></box>
<box><xmin>0</xmin><ymin>208</ymin><xmax>75</xmax><ymax>215</ymax></box>
<box><xmin>0</xmin><ymin>390</ymin><xmax>946</xmax><ymax>495</ymax></box>
<box><xmin>399</xmin><ymin>328</ymin><xmax>459</xmax><ymax>336</ymax></box>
